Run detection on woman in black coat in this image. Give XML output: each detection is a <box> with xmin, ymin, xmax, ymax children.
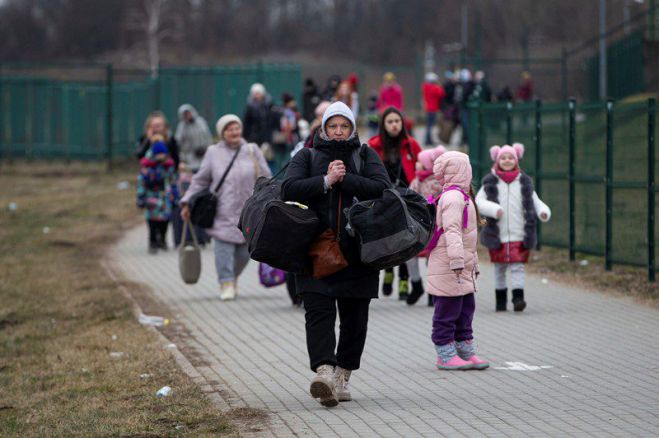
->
<box><xmin>281</xmin><ymin>101</ymin><xmax>390</xmax><ymax>407</ymax></box>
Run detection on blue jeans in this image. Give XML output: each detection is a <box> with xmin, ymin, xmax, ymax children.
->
<box><xmin>213</xmin><ymin>239</ymin><xmax>250</xmax><ymax>284</ymax></box>
<box><xmin>425</xmin><ymin>111</ymin><xmax>437</xmax><ymax>145</ymax></box>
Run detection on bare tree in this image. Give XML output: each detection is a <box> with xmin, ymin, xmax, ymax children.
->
<box><xmin>125</xmin><ymin>0</ymin><xmax>179</xmax><ymax>77</ymax></box>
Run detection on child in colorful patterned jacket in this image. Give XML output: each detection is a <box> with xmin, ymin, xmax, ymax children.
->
<box><xmin>137</xmin><ymin>136</ymin><xmax>179</xmax><ymax>253</ymax></box>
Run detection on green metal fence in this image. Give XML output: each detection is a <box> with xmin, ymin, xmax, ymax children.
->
<box><xmin>469</xmin><ymin>97</ymin><xmax>657</xmax><ymax>280</ymax></box>
<box><xmin>586</xmin><ymin>30</ymin><xmax>645</xmax><ymax>102</ymax></box>
<box><xmin>0</xmin><ymin>63</ymin><xmax>302</xmax><ymax>162</ymax></box>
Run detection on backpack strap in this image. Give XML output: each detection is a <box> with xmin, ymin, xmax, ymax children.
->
<box><xmin>433</xmin><ymin>185</ymin><xmax>470</xmax><ymax>233</ymax></box>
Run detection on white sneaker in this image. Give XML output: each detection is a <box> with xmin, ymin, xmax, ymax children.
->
<box><xmin>334</xmin><ymin>366</ymin><xmax>352</xmax><ymax>402</ymax></box>
<box><xmin>220</xmin><ymin>282</ymin><xmax>236</xmax><ymax>301</ymax></box>
<box><xmin>310</xmin><ymin>364</ymin><xmax>338</xmax><ymax>407</ymax></box>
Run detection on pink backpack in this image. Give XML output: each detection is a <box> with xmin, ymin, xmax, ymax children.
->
<box><xmin>417</xmin><ymin>185</ymin><xmax>470</xmax><ymax>258</ymax></box>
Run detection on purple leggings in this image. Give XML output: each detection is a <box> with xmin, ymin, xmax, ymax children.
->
<box><xmin>431</xmin><ymin>293</ymin><xmax>475</xmax><ymax>345</ymax></box>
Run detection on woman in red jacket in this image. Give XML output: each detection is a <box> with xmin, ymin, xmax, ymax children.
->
<box><xmin>368</xmin><ymin>107</ymin><xmax>422</xmax><ymax>300</ymax></box>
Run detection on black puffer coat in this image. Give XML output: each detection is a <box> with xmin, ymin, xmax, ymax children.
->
<box><xmin>281</xmin><ymin>134</ymin><xmax>390</xmax><ymax>298</ymax></box>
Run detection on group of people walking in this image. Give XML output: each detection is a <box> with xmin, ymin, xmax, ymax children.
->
<box><xmin>134</xmin><ymin>75</ymin><xmax>551</xmax><ymax>409</ymax></box>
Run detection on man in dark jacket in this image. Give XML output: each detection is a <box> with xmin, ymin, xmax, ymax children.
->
<box><xmin>281</xmin><ymin>102</ymin><xmax>389</xmax><ymax>408</ymax></box>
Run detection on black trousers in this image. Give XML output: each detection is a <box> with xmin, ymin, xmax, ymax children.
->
<box><xmin>147</xmin><ymin>220</ymin><xmax>168</xmax><ymax>246</ymax></box>
<box><xmin>302</xmin><ymin>292</ymin><xmax>371</xmax><ymax>372</ymax></box>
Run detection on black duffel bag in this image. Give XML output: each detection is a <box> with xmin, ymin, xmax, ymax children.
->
<box><xmin>188</xmin><ymin>146</ymin><xmax>241</xmax><ymax>228</ymax></box>
<box><xmin>344</xmin><ymin>187</ymin><xmax>436</xmax><ymax>270</ymax></box>
<box><xmin>238</xmin><ymin>174</ymin><xmax>319</xmax><ymax>273</ymax></box>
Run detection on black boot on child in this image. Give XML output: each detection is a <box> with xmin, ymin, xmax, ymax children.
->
<box><xmin>406</xmin><ymin>280</ymin><xmax>425</xmax><ymax>305</ymax></box>
<box><xmin>512</xmin><ymin>289</ymin><xmax>526</xmax><ymax>312</ymax></box>
<box><xmin>495</xmin><ymin>289</ymin><xmax>508</xmax><ymax>311</ymax></box>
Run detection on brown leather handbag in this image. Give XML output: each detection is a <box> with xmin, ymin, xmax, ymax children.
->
<box><xmin>308</xmin><ymin>192</ymin><xmax>348</xmax><ymax>279</ymax></box>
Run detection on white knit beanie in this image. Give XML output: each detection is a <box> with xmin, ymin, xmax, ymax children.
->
<box><xmin>215</xmin><ymin>114</ymin><xmax>242</xmax><ymax>137</ymax></box>
<box><xmin>320</xmin><ymin>101</ymin><xmax>356</xmax><ymax>140</ymax></box>
<box><xmin>250</xmin><ymin>83</ymin><xmax>266</xmax><ymax>97</ymax></box>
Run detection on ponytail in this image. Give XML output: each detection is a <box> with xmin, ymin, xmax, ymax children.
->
<box><xmin>470</xmin><ymin>185</ymin><xmax>485</xmax><ymax>226</ymax></box>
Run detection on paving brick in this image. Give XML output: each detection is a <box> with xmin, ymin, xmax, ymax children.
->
<box><xmin>112</xmin><ymin>226</ymin><xmax>659</xmax><ymax>436</ymax></box>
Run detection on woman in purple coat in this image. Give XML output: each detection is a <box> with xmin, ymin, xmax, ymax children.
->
<box><xmin>181</xmin><ymin>114</ymin><xmax>271</xmax><ymax>301</ymax></box>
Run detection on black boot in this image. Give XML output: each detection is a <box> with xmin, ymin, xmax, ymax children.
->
<box><xmin>406</xmin><ymin>280</ymin><xmax>425</xmax><ymax>305</ymax></box>
<box><xmin>512</xmin><ymin>289</ymin><xmax>526</xmax><ymax>312</ymax></box>
<box><xmin>495</xmin><ymin>289</ymin><xmax>508</xmax><ymax>311</ymax></box>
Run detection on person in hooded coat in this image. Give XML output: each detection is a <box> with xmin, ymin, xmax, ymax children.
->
<box><xmin>175</xmin><ymin>103</ymin><xmax>213</xmax><ymax>172</ymax></box>
<box><xmin>243</xmin><ymin>83</ymin><xmax>277</xmax><ymax>147</ymax></box>
<box><xmin>281</xmin><ymin>102</ymin><xmax>390</xmax><ymax>408</ymax></box>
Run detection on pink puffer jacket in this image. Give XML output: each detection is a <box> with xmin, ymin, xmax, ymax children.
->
<box><xmin>427</xmin><ymin>151</ymin><xmax>479</xmax><ymax>297</ymax></box>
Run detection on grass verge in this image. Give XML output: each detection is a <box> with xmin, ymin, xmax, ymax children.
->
<box><xmin>0</xmin><ymin>162</ymin><xmax>235</xmax><ymax>436</ymax></box>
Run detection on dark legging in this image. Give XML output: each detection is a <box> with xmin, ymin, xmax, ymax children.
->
<box><xmin>147</xmin><ymin>220</ymin><xmax>168</xmax><ymax>246</ymax></box>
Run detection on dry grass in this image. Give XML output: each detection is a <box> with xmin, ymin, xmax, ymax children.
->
<box><xmin>478</xmin><ymin>246</ymin><xmax>659</xmax><ymax>308</ymax></box>
<box><xmin>0</xmin><ymin>162</ymin><xmax>236</xmax><ymax>436</ymax></box>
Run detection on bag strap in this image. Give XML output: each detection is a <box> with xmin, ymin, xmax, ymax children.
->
<box><xmin>212</xmin><ymin>145</ymin><xmax>242</xmax><ymax>194</ymax></box>
<box><xmin>248</xmin><ymin>143</ymin><xmax>261</xmax><ymax>178</ymax></box>
<box><xmin>336</xmin><ymin>192</ymin><xmax>343</xmax><ymax>240</ymax></box>
<box><xmin>179</xmin><ymin>218</ymin><xmax>199</xmax><ymax>249</ymax></box>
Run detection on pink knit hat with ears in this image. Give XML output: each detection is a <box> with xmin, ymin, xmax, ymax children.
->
<box><xmin>418</xmin><ymin>146</ymin><xmax>447</xmax><ymax>171</ymax></box>
<box><xmin>490</xmin><ymin>143</ymin><xmax>525</xmax><ymax>164</ymax></box>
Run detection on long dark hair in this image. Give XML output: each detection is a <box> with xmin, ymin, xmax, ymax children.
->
<box><xmin>378</xmin><ymin>107</ymin><xmax>409</xmax><ymax>163</ymax></box>
<box><xmin>469</xmin><ymin>184</ymin><xmax>486</xmax><ymax>226</ymax></box>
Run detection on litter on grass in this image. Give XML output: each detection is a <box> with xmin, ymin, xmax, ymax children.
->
<box><xmin>156</xmin><ymin>386</ymin><xmax>172</xmax><ymax>397</ymax></box>
<box><xmin>138</xmin><ymin>313</ymin><xmax>170</xmax><ymax>327</ymax></box>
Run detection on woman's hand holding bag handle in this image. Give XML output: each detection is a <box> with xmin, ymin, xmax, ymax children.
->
<box><xmin>179</xmin><ymin>219</ymin><xmax>202</xmax><ymax>284</ymax></box>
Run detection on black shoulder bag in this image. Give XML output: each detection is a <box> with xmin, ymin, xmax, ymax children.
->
<box><xmin>188</xmin><ymin>146</ymin><xmax>241</xmax><ymax>228</ymax></box>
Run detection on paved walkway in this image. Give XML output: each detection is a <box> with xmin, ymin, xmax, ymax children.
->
<box><xmin>112</xmin><ymin>226</ymin><xmax>659</xmax><ymax>437</ymax></box>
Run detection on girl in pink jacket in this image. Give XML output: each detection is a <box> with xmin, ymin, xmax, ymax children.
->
<box><xmin>428</xmin><ymin>151</ymin><xmax>489</xmax><ymax>370</ymax></box>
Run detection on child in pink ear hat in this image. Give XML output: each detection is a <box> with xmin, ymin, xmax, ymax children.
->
<box><xmin>475</xmin><ymin>143</ymin><xmax>551</xmax><ymax>312</ymax></box>
<box><xmin>407</xmin><ymin>146</ymin><xmax>447</xmax><ymax>306</ymax></box>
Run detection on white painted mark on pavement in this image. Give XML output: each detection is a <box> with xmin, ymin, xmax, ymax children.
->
<box><xmin>493</xmin><ymin>362</ymin><xmax>554</xmax><ymax>371</ymax></box>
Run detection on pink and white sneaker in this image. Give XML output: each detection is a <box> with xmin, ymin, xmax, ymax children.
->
<box><xmin>465</xmin><ymin>355</ymin><xmax>489</xmax><ymax>370</ymax></box>
<box><xmin>436</xmin><ymin>355</ymin><xmax>473</xmax><ymax>370</ymax></box>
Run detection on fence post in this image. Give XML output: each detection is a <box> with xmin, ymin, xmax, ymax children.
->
<box><xmin>506</xmin><ymin>101</ymin><xmax>513</xmax><ymax>144</ymax></box>
<box><xmin>106</xmin><ymin>63</ymin><xmax>113</xmax><ymax>171</ymax></box>
<box><xmin>535</xmin><ymin>99</ymin><xmax>543</xmax><ymax>249</ymax></box>
<box><xmin>605</xmin><ymin>99</ymin><xmax>614</xmax><ymax>271</ymax></box>
<box><xmin>568</xmin><ymin>99</ymin><xmax>576</xmax><ymax>261</ymax></box>
<box><xmin>649</xmin><ymin>98</ymin><xmax>656</xmax><ymax>282</ymax></box>
<box><xmin>476</xmin><ymin>100</ymin><xmax>484</xmax><ymax>185</ymax></box>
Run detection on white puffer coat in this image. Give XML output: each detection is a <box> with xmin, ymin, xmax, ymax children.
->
<box><xmin>475</xmin><ymin>171</ymin><xmax>551</xmax><ymax>244</ymax></box>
